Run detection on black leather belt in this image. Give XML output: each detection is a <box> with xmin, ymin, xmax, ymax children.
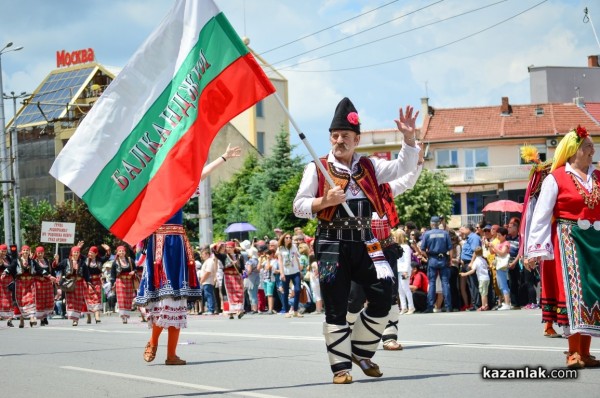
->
<box><xmin>317</xmin><ymin>217</ymin><xmax>372</xmax><ymax>230</ymax></box>
<box><xmin>429</xmin><ymin>253</ymin><xmax>447</xmax><ymax>258</ymax></box>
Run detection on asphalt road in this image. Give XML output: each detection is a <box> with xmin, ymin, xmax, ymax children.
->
<box><xmin>1</xmin><ymin>308</ymin><xmax>596</xmax><ymax>398</ymax></box>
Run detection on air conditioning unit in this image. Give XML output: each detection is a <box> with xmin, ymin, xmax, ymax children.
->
<box><xmin>546</xmin><ymin>138</ymin><xmax>559</xmax><ymax>148</ymax></box>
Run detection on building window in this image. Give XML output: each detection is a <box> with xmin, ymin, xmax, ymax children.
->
<box><xmin>257</xmin><ymin>131</ymin><xmax>265</xmax><ymax>155</ymax></box>
<box><xmin>256</xmin><ymin>101</ymin><xmax>264</xmax><ymax>118</ymax></box>
<box><xmin>465</xmin><ymin>148</ymin><xmax>489</xmax><ymax>168</ymax></box>
<box><xmin>467</xmin><ymin>190</ymin><xmax>497</xmax><ymax>215</ymax></box>
<box><xmin>519</xmin><ymin>145</ymin><xmax>547</xmax><ymax>164</ymax></box>
<box><xmin>451</xmin><ymin>193</ymin><xmax>461</xmax><ymax>215</ymax></box>
<box><xmin>436</xmin><ymin>149</ymin><xmax>458</xmax><ymax>168</ymax></box>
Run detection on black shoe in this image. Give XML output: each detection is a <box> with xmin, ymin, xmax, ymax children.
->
<box><xmin>41</xmin><ymin>318</ymin><xmax>48</xmax><ymax>326</ymax></box>
<box><xmin>423</xmin><ymin>308</ymin><xmax>433</xmax><ymax>313</ymax></box>
<box><xmin>95</xmin><ymin>319</ymin><xmax>101</xmax><ymax>324</ymax></box>
<box><xmin>7</xmin><ymin>320</ymin><xmax>13</xmax><ymax>327</ymax></box>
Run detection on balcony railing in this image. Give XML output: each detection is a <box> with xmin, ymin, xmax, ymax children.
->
<box><xmin>448</xmin><ymin>214</ymin><xmax>483</xmax><ymax>229</ymax></box>
<box><xmin>434</xmin><ymin>164</ymin><xmax>532</xmax><ymax>184</ymax></box>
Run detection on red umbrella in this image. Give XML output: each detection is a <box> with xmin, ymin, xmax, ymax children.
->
<box><xmin>482</xmin><ymin>200</ymin><xmax>523</xmax><ymax>213</ymax></box>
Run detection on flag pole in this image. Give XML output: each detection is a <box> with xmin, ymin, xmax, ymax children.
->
<box><xmin>272</xmin><ymin>92</ymin><xmax>355</xmax><ymax>218</ymax></box>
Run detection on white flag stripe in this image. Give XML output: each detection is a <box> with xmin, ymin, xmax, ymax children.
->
<box><xmin>49</xmin><ymin>0</ymin><xmax>219</xmax><ymax>195</ymax></box>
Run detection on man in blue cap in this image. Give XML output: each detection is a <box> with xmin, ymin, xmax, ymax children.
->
<box><xmin>420</xmin><ymin>216</ymin><xmax>452</xmax><ymax>313</ymax></box>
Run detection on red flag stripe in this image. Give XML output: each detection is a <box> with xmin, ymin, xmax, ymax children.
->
<box><xmin>109</xmin><ymin>53</ymin><xmax>275</xmax><ymax>244</ymax></box>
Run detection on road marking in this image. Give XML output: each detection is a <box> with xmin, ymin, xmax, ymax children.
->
<box><xmin>61</xmin><ymin>366</ymin><xmax>288</xmax><ymax>398</ymax></box>
<box><xmin>400</xmin><ymin>340</ymin><xmax>569</xmax><ymax>352</ymax></box>
<box><xmin>49</xmin><ymin>328</ymin><xmax>585</xmax><ymax>354</ymax></box>
<box><xmin>427</xmin><ymin>323</ymin><xmax>492</xmax><ymax>326</ymax></box>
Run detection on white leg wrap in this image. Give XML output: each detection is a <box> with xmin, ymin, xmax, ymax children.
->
<box><xmin>351</xmin><ymin>310</ymin><xmax>389</xmax><ymax>359</ymax></box>
<box><xmin>323</xmin><ymin>322</ymin><xmax>352</xmax><ymax>373</ymax></box>
<box><xmin>382</xmin><ymin>304</ymin><xmax>399</xmax><ymax>342</ymax></box>
<box><xmin>346</xmin><ymin>311</ymin><xmax>359</xmax><ymax>331</ymax></box>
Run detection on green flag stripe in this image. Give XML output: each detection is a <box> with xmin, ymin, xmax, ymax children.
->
<box><xmin>82</xmin><ymin>12</ymin><xmax>247</xmax><ymax>228</ymax></box>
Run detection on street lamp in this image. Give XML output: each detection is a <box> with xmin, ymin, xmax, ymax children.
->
<box><xmin>0</xmin><ymin>42</ymin><xmax>23</xmax><ymax>246</ymax></box>
<box><xmin>3</xmin><ymin>91</ymin><xmax>30</xmax><ymax>249</ymax></box>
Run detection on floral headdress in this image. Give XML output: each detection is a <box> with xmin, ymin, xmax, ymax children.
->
<box><xmin>575</xmin><ymin>125</ymin><xmax>588</xmax><ymax>143</ymax></box>
<box><xmin>551</xmin><ymin>124</ymin><xmax>590</xmax><ymax>172</ymax></box>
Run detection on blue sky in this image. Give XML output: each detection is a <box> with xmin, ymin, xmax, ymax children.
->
<box><xmin>1</xmin><ymin>0</ymin><xmax>598</xmax><ymax>160</ymax></box>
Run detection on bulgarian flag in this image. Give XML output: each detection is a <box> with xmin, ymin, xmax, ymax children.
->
<box><xmin>49</xmin><ymin>0</ymin><xmax>275</xmax><ymax>245</ymax></box>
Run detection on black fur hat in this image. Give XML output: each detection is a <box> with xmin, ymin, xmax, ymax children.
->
<box><xmin>329</xmin><ymin>97</ymin><xmax>360</xmax><ymax>135</ymax></box>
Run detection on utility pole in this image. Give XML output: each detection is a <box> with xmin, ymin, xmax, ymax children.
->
<box><xmin>4</xmin><ymin>91</ymin><xmax>29</xmax><ymax>249</ymax></box>
<box><xmin>198</xmin><ymin>176</ymin><xmax>213</xmax><ymax>246</ymax></box>
<box><xmin>0</xmin><ymin>42</ymin><xmax>23</xmax><ymax>245</ymax></box>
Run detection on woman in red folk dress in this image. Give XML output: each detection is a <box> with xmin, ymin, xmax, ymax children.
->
<box><xmin>84</xmin><ymin>246</ymin><xmax>110</xmax><ymax>324</ymax></box>
<box><xmin>60</xmin><ymin>246</ymin><xmax>92</xmax><ymax>327</ymax></box>
<box><xmin>32</xmin><ymin>246</ymin><xmax>57</xmax><ymax>326</ymax></box>
<box><xmin>0</xmin><ymin>244</ymin><xmax>14</xmax><ymax>327</ymax></box>
<box><xmin>2</xmin><ymin>246</ymin><xmax>52</xmax><ymax>328</ymax></box>
<box><xmin>111</xmin><ymin>246</ymin><xmax>139</xmax><ymax>324</ymax></box>
<box><xmin>223</xmin><ymin>241</ymin><xmax>245</xmax><ymax>320</ymax></box>
<box><xmin>526</xmin><ymin>125</ymin><xmax>600</xmax><ymax>369</ymax></box>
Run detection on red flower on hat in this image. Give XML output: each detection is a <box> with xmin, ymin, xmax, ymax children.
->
<box><xmin>347</xmin><ymin>112</ymin><xmax>360</xmax><ymax>125</ymax></box>
<box><xmin>576</xmin><ymin>125</ymin><xmax>588</xmax><ymax>140</ymax></box>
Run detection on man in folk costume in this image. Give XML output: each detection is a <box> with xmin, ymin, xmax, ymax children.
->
<box><xmin>526</xmin><ymin>125</ymin><xmax>600</xmax><ymax>369</ymax></box>
<box><xmin>293</xmin><ymin>97</ymin><xmax>420</xmax><ymax>384</ymax></box>
<box><xmin>32</xmin><ymin>246</ymin><xmax>57</xmax><ymax>326</ymax></box>
<box><xmin>518</xmin><ymin>145</ymin><xmax>562</xmax><ymax>338</ymax></box>
<box><xmin>347</xmin><ymin>155</ymin><xmax>424</xmax><ymax>351</ymax></box>
<box><xmin>0</xmin><ymin>244</ymin><xmax>15</xmax><ymax>327</ymax></box>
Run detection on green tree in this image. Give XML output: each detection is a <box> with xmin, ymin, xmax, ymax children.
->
<box><xmin>183</xmin><ymin>199</ymin><xmax>199</xmax><ymax>245</ymax></box>
<box><xmin>20</xmin><ymin>198</ymin><xmax>55</xmax><ymax>249</ymax></box>
<box><xmin>271</xmin><ymin>170</ymin><xmax>307</xmax><ymax>233</ymax></box>
<box><xmin>211</xmin><ymin>154</ymin><xmax>262</xmax><ymax>240</ymax></box>
<box><xmin>394</xmin><ymin>169</ymin><xmax>454</xmax><ymax>228</ymax></box>
<box><xmin>52</xmin><ymin>200</ymin><xmax>116</xmax><ymax>247</ymax></box>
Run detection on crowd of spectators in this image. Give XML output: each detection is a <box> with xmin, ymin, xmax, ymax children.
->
<box><xmin>2</xmin><ymin>216</ymin><xmax>538</xmax><ymax>327</ymax></box>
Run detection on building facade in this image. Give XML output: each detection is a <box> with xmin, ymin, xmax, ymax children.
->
<box><xmin>357</xmin><ymin>96</ymin><xmax>600</xmax><ymax>228</ymax></box>
<box><xmin>6</xmin><ymin>43</ymin><xmax>289</xmax><ymax>205</ymax></box>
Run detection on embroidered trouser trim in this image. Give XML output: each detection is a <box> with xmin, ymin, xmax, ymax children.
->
<box><xmin>351</xmin><ymin>310</ymin><xmax>389</xmax><ymax>359</ymax></box>
<box><xmin>382</xmin><ymin>304</ymin><xmax>399</xmax><ymax>342</ymax></box>
<box><xmin>323</xmin><ymin>322</ymin><xmax>352</xmax><ymax>373</ymax></box>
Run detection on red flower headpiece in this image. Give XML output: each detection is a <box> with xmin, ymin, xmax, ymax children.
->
<box><xmin>575</xmin><ymin>125</ymin><xmax>588</xmax><ymax>140</ymax></box>
<box><xmin>347</xmin><ymin>112</ymin><xmax>360</xmax><ymax>125</ymax></box>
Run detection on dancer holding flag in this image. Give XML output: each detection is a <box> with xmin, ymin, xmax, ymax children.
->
<box><xmin>293</xmin><ymin>97</ymin><xmax>420</xmax><ymax>384</ymax></box>
<box><xmin>49</xmin><ymin>0</ymin><xmax>274</xmax><ymax>365</ymax></box>
<box><xmin>137</xmin><ymin>144</ymin><xmax>241</xmax><ymax>365</ymax></box>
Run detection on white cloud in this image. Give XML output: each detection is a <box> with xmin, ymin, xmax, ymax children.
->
<box><xmin>2</xmin><ymin>0</ymin><xmax>598</xmax><ymax>158</ymax></box>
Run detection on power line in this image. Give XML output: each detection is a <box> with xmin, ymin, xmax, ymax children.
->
<box><xmin>277</xmin><ymin>0</ymin><xmax>507</xmax><ymax>70</ymax></box>
<box><xmin>283</xmin><ymin>0</ymin><xmax>549</xmax><ymax>73</ymax></box>
<box><xmin>259</xmin><ymin>0</ymin><xmax>403</xmax><ymax>55</ymax></box>
<box><xmin>270</xmin><ymin>0</ymin><xmax>445</xmax><ymax>66</ymax></box>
